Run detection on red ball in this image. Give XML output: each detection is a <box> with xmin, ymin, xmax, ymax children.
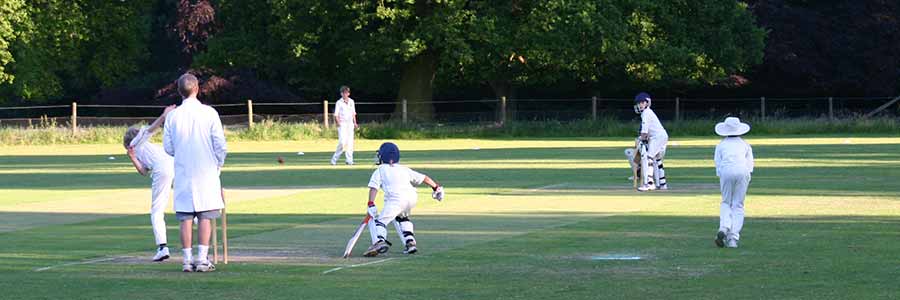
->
<box><xmin>277</xmin><ymin>156</ymin><xmax>284</xmax><ymax>164</ymax></box>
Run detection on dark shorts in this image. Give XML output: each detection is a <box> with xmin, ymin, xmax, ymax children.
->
<box><xmin>176</xmin><ymin>209</ymin><xmax>222</xmax><ymax>221</ymax></box>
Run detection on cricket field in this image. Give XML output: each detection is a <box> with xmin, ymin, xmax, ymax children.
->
<box><xmin>0</xmin><ymin>137</ymin><xmax>898</xmax><ymax>299</ymax></box>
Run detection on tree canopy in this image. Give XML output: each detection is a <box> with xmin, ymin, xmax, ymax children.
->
<box><xmin>0</xmin><ymin>0</ymin><xmax>773</xmax><ymax>107</ymax></box>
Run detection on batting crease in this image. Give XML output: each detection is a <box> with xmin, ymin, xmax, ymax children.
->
<box><xmin>33</xmin><ymin>256</ymin><xmax>125</xmax><ymax>272</ymax></box>
<box><xmin>322</xmin><ymin>257</ymin><xmax>397</xmax><ymax>275</ymax></box>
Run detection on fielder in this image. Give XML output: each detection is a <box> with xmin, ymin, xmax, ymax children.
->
<box><xmin>164</xmin><ymin>73</ymin><xmax>228</xmax><ymax>272</ymax></box>
<box><xmin>364</xmin><ymin>142</ymin><xmax>444</xmax><ymax>257</ymax></box>
<box><xmin>330</xmin><ymin>85</ymin><xmax>358</xmax><ymax>165</ymax></box>
<box><xmin>633</xmin><ymin>92</ymin><xmax>669</xmax><ymax>191</ymax></box>
<box><xmin>713</xmin><ymin>117</ymin><xmax>754</xmax><ymax>248</ymax></box>
<box><xmin>124</xmin><ymin>105</ymin><xmax>176</xmax><ymax>262</ymax></box>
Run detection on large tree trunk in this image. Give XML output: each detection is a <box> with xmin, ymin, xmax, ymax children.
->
<box><xmin>396</xmin><ymin>51</ymin><xmax>438</xmax><ymax>121</ymax></box>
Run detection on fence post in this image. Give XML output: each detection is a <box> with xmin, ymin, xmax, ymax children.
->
<box><xmin>71</xmin><ymin>102</ymin><xmax>77</xmax><ymax>134</ymax></box>
<box><xmin>402</xmin><ymin>99</ymin><xmax>408</xmax><ymax>124</ymax></box>
<box><xmin>591</xmin><ymin>96</ymin><xmax>598</xmax><ymax>121</ymax></box>
<box><xmin>760</xmin><ymin>97</ymin><xmax>766</xmax><ymax>121</ymax></box>
<box><xmin>500</xmin><ymin>96</ymin><xmax>507</xmax><ymax>125</ymax></box>
<box><xmin>828</xmin><ymin>97</ymin><xmax>834</xmax><ymax>121</ymax></box>
<box><xmin>323</xmin><ymin>100</ymin><xmax>329</xmax><ymax>129</ymax></box>
<box><xmin>675</xmin><ymin>97</ymin><xmax>681</xmax><ymax>122</ymax></box>
<box><xmin>247</xmin><ymin>99</ymin><xmax>254</xmax><ymax>128</ymax></box>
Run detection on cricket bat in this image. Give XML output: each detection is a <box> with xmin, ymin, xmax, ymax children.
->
<box><xmin>342</xmin><ymin>215</ymin><xmax>372</xmax><ymax>258</ymax></box>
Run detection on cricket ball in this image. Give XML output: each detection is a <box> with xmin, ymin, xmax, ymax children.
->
<box><xmin>277</xmin><ymin>156</ymin><xmax>284</xmax><ymax>164</ymax></box>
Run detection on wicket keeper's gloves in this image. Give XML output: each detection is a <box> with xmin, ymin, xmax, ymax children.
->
<box><xmin>432</xmin><ymin>186</ymin><xmax>444</xmax><ymax>201</ymax></box>
<box><xmin>367</xmin><ymin>202</ymin><xmax>379</xmax><ymax>218</ymax></box>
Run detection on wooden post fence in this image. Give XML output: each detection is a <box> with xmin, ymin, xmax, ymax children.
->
<box><xmin>591</xmin><ymin>96</ymin><xmax>598</xmax><ymax>121</ymax></box>
<box><xmin>323</xmin><ymin>100</ymin><xmax>329</xmax><ymax>129</ymax></box>
<box><xmin>760</xmin><ymin>97</ymin><xmax>766</xmax><ymax>120</ymax></box>
<box><xmin>499</xmin><ymin>96</ymin><xmax>507</xmax><ymax>125</ymax></box>
<box><xmin>402</xmin><ymin>99</ymin><xmax>408</xmax><ymax>124</ymax></box>
<box><xmin>247</xmin><ymin>99</ymin><xmax>254</xmax><ymax>128</ymax></box>
<box><xmin>675</xmin><ymin>97</ymin><xmax>681</xmax><ymax>122</ymax></box>
<box><xmin>71</xmin><ymin>102</ymin><xmax>77</xmax><ymax>134</ymax></box>
<box><xmin>828</xmin><ymin>97</ymin><xmax>834</xmax><ymax>121</ymax></box>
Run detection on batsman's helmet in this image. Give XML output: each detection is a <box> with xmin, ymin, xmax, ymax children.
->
<box><xmin>376</xmin><ymin>142</ymin><xmax>400</xmax><ymax>165</ymax></box>
<box><xmin>634</xmin><ymin>92</ymin><xmax>652</xmax><ymax>114</ymax></box>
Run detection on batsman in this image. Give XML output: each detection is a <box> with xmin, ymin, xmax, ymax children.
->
<box><xmin>363</xmin><ymin>142</ymin><xmax>444</xmax><ymax>257</ymax></box>
<box><xmin>632</xmin><ymin>92</ymin><xmax>669</xmax><ymax>191</ymax></box>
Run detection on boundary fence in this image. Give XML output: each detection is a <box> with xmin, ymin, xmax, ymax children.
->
<box><xmin>1</xmin><ymin>96</ymin><xmax>898</xmax><ymax>132</ymax></box>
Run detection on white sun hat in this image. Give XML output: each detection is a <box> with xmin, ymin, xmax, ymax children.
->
<box><xmin>715</xmin><ymin>117</ymin><xmax>751</xmax><ymax>136</ymax></box>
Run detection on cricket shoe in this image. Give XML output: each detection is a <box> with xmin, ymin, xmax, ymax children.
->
<box><xmin>330</xmin><ymin>159</ymin><xmax>337</xmax><ymax>166</ymax></box>
<box><xmin>658</xmin><ymin>184</ymin><xmax>668</xmax><ymax>190</ymax></box>
<box><xmin>403</xmin><ymin>241</ymin><xmax>417</xmax><ymax>255</ymax></box>
<box><xmin>182</xmin><ymin>262</ymin><xmax>195</xmax><ymax>272</ymax></box>
<box><xmin>195</xmin><ymin>260</ymin><xmax>216</xmax><ymax>272</ymax></box>
<box><xmin>637</xmin><ymin>184</ymin><xmax>656</xmax><ymax>192</ymax></box>
<box><xmin>715</xmin><ymin>231</ymin><xmax>726</xmax><ymax>248</ymax></box>
<box><xmin>152</xmin><ymin>247</ymin><xmax>170</xmax><ymax>262</ymax></box>
<box><xmin>726</xmin><ymin>239</ymin><xmax>739</xmax><ymax>248</ymax></box>
<box><xmin>363</xmin><ymin>240</ymin><xmax>389</xmax><ymax>257</ymax></box>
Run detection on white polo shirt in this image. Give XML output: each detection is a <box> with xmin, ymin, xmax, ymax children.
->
<box><xmin>129</xmin><ymin>126</ymin><xmax>173</xmax><ymax>175</ymax></box>
<box><xmin>714</xmin><ymin>137</ymin><xmax>754</xmax><ymax>176</ymax></box>
<box><xmin>368</xmin><ymin>164</ymin><xmax>426</xmax><ymax>203</ymax></box>
<box><xmin>334</xmin><ymin>98</ymin><xmax>356</xmax><ymax>125</ymax></box>
<box><xmin>641</xmin><ymin>108</ymin><xmax>668</xmax><ymax>139</ymax></box>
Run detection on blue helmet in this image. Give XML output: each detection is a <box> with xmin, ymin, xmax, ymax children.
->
<box><xmin>634</xmin><ymin>92</ymin><xmax>652</xmax><ymax>114</ymax></box>
<box><xmin>377</xmin><ymin>142</ymin><xmax>400</xmax><ymax>165</ymax></box>
<box><xmin>634</xmin><ymin>92</ymin><xmax>651</xmax><ymax>104</ymax></box>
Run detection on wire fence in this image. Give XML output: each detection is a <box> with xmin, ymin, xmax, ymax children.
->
<box><xmin>0</xmin><ymin>96</ymin><xmax>898</xmax><ymax>130</ymax></box>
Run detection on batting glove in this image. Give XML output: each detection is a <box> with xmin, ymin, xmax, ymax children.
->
<box><xmin>432</xmin><ymin>186</ymin><xmax>444</xmax><ymax>201</ymax></box>
<box><xmin>367</xmin><ymin>202</ymin><xmax>379</xmax><ymax>218</ymax></box>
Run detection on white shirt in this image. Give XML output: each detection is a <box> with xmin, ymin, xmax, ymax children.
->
<box><xmin>129</xmin><ymin>126</ymin><xmax>173</xmax><ymax>175</ymax></box>
<box><xmin>714</xmin><ymin>137</ymin><xmax>754</xmax><ymax>176</ymax></box>
<box><xmin>368</xmin><ymin>164</ymin><xmax>426</xmax><ymax>203</ymax></box>
<box><xmin>163</xmin><ymin>97</ymin><xmax>228</xmax><ymax>212</ymax></box>
<box><xmin>641</xmin><ymin>108</ymin><xmax>668</xmax><ymax>139</ymax></box>
<box><xmin>334</xmin><ymin>98</ymin><xmax>356</xmax><ymax>125</ymax></box>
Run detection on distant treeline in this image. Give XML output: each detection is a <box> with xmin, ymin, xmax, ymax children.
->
<box><xmin>0</xmin><ymin>1</ymin><xmax>896</xmax><ymax>111</ymax></box>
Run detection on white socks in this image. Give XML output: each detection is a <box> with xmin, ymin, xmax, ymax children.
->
<box><xmin>198</xmin><ymin>245</ymin><xmax>209</xmax><ymax>262</ymax></box>
<box><xmin>182</xmin><ymin>248</ymin><xmax>193</xmax><ymax>263</ymax></box>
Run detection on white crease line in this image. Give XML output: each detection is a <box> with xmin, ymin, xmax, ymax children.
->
<box><xmin>322</xmin><ymin>257</ymin><xmax>397</xmax><ymax>275</ymax></box>
<box><xmin>529</xmin><ymin>183</ymin><xmax>570</xmax><ymax>191</ymax></box>
<box><xmin>34</xmin><ymin>256</ymin><xmax>124</xmax><ymax>272</ymax></box>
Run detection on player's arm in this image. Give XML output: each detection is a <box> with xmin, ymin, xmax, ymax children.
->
<box><xmin>367</xmin><ymin>187</ymin><xmax>379</xmax><ymax>217</ymax></box>
<box><xmin>127</xmin><ymin>147</ymin><xmax>148</xmax><ymax>176</ymax></box>
<box><xmin>147</xmin><ymin>105</ymin><xmax>176</xmax><ymax>134</ymax></box>
<box><xmin>333</xmin><ymin>104</ymin><xmax>341</xmax><ymax>127</ymax></box>
<box><xmin>353</xmin><ymin>112</ymin><xmax>358</xmax><ymax>129</ymax></box>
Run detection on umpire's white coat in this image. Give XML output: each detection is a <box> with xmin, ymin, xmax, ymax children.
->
<box><xmin>163</xmin><ymin>97</ymin><xmax>227</xmax><ymax>213</ymax></box>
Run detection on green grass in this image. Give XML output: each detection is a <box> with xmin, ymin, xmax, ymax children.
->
<box><xmin>0</xmin><ymin>137</ymin><xmax>899</xmax><ymax>299</ymax></box>
<box><xmin>2</xmin><ymin>117</ymin><xmax>899</xmax><ymax>145</ymax></box>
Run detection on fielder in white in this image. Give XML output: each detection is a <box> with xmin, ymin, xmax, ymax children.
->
<box><xmin>633</xmin><ymin>92</ymin><xmax>669</xmax><ymax>191</ymax></box>
<box><xmin>163</xmin><ymin>73</ymin><xmax>228</xmax><ymax>272</ymax></box>
<box><xmin>713</xmin><ymin>117</ymin><xmax>754</xmax><ymax>249</ymax></box>
<box><xmin>331</xmin><ymin>86</ymin><xmax>358</xmax><ymax>165</ymax></box>
<box><xmin>124</xmin><ymin>105</ymin><xmax>176</xmax><ymax>262</ymax></box>
<box><xmin>364</xmin><ymin>142</ymin><xmax>444</xmax><ymax>257</ymax></box>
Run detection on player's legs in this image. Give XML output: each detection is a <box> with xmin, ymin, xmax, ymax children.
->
<box><xmin>331</xmin><ymin>138</ymin><xmax>345</xmax><ymax>165</ymax></box>
<box><xmin>342</xmin><ymin>127</ymin><xmax>354</xmax><ymax>164</ymax></box>
<box><xmin>178</xmin><ymin>215</ymin><xmax>194</xmax><ymax>271</ymax></box>
<box><xmin>718</xmin><ymin>175</ymin><xmax>736</xmax><ymax>234</ymax></box>
<box><xmin>150</xmin><ymin>171</ymin><xmax>173</xmax><ymax>246</ymax></box>
<box><xmin>365</xmin><ymin>202</ymin><xmax>401</xmax><ymax>256</ymax></box>
<box><xmin>649</xmin><ymin>137</ymin><xmax>668</xmax><ymax>188</ymax></box>
<box><xmin>395</xmin><ymin>215</ymin><xmax>417</xmax><ymax>254</ymax></box>
<box><xmin>729</xmin><ymin>173</ymin><xmax>750</xmax><ymax>241</ymax></box>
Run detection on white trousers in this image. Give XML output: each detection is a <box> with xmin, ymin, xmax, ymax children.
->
<box><xmin>369</xmin><ymin>198</ymin><xmax>418</xmax><ymax>245</ymax></box>
<box><xmin>719</xmin><ymin>171</ymin><xmax>750</xmax><ymax>240</ymax></box>
<box><xmin>150</xmin><ymin>169</ymin><xmax>174</xmax><ymax>245</ymax></box>
<box><xmin>331</xmin><ymin>125</ymin><xmax>354</xmax><ymax>164</ymax></box>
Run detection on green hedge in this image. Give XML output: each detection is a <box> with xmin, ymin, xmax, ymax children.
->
<box><xmin>1</xmin><ymin>117</ymin><xmax>898</xmax><ymax>146</ymax></box>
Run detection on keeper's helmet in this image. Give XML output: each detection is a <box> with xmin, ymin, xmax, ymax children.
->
<box><xmin>634</xmin><ymin>92</ymin><xmax>652</xmax><ymax>114</ymax></box>
<box><xmin>376</xmin><ymin>142</ymin><xmax>400</xmax><ymax>165</ymax></box>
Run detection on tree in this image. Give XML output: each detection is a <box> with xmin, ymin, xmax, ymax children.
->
<box><xmin>0</xmin><ymin>0</ymin><xmax>27</xmax><ymax>86</ymax></box>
